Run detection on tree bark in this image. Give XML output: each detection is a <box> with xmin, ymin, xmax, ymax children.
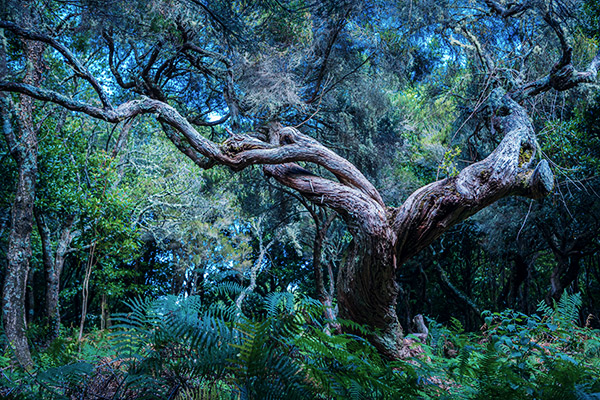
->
<box><xmin>236</xmin><ymin>219</ymin><xmax>275</xmax><ymax>312</ymax></box>
<box><xmin>100</xmin><ymin>293</ymin><xmax>108</xmax><ymax>331</ymax></box>
<box><xmin>498</xmin><ymin>254</ymin><xmax>532</xmax><ymax>310</ymax></box>
<box><xmin>547</xmin><ymin>253</ymin><xmax>582</xmax><ymax>303</ymax></box>
<box><xmin>0</xmin><ymin>37</ymin><xmax>44</xmax><ymax>368</ymax></box>
<box><xmin>337</xmin><ymin>232</ymin><xmax>401</xmax><ymax>357</ymax></box>
<box><xmin>542</xmin><ymin>226</ymin><xmax>593</xmax><ymax>303</ymax></box>
<box><xmin>35</xmin><ymin>209</ymin><xmax>75</xmax><ymax>341</ymax></box>
<box><xmin>310</xmin><ymin>211</ymin><xmax>340</xmax><ymax>334</ymax></box>
<box><xmin>79</xmin><ymin>243</ymin><xmax>96</xmax><ymax>342</ymax></box>
<box><xmin>1</xmin><ymin>19</ymin><xmax>583</xmax><ymax>359</ymax></box>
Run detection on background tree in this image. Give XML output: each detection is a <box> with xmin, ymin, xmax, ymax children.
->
<box><xmin>0</xmin><ymin>0</ymin><xmax>598</xmax><ymax>360</ymax></box>
<box><xmin>0</xmin><ymin>12</ymin><xmax>45</xmax><ymax>367</ymax></box>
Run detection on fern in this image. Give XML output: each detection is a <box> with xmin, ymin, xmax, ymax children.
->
<box><xmin>537</xmin><ymin>290</ymin><xmax>583</xmax><ymax>325</ymax></box>
<box><xmin>211</xmin><ymin>281</ymin><xmax>245</xmax><ymax>299</ymax></box>
<box><xmin>109</xmin><ymin>293</ymin><xmax>239</xmax><ymax>399</ymax></box>
<box><xmin>264</xmin><ymin>291</ymin><xmax>295</xmax><ymax>318</ymax></box>
<box><xmin>36</xmin><ymin>362</ymin><xmax>95</xmax><ymax>400</ymax></box>
<box><xmin>228</xmin><ymin>304</ymin><xmax>312</xmax><ymax>399</ymax></box>
<box><xmin>176</xmin><ymin>380</ymin><xmax>236</xmax><ymax>400</ymax></box>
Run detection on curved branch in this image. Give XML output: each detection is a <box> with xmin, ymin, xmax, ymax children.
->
<box><xmin>543</xmin><ymin>11</ymin><xmax>571</xmax><ymax>63</ymax></box>
<box><xmin>0</xmin><ymin>18</ymin><xmax>384</xmax><ymax>209</ymax></box>
<box><xmin>510</xmin><ymin>50</ymin><xmax>600</xmax><ymax>101</ymax></box>
<box><xmin>506</xmin><ymin>6</ymin><xmax>600</xmax><ymax>102</ymax></box>
<box><xmin>0</xmin><ymin>20</ymin><xmax>112</xmax><ymax>108</ymax></box>
<box><xmin>394</xmin><ymin>90</ymin><xmax>554</xmax><ymax>264</ymax></box>
<box><xmin>264</xmin><ymin>163</ymin><xmax>387</xmax><ymax>236</ymax></box>
<box><xmin>227</xmin><ymin>125</ymin><xmax>384</xmax><ymax>205</ymax></box>
<box><xmin>459</xmin><ymin>26</ymin><xmax>495</xmax><ymax>74</ymax></box>
<box><xmin>0</xmin><ymin>80</ymin><xmax>384</xmax><ymax>210</ymax></box>
<box><xmin>189</xmin><ymin>112</ymin><xmax>230</xmax><ymax>126</ymax></box>
<box><xmin>432</xmin><ymin>262</ymin><xmax>482</xmax><ymax>316</ymax></box>
<box><xmin>307</xmin><ymin>11</ymin><xmax>349</xmax><ymax>104</ymax></box>
<box><xmin>102</xmin><ymin>29</ymin><xmax>136</xmax><ymax>89</ymax></box>
<box><xmin>181</xmin><ymin>42</ymin><xmax>239</xmax><ymax>124</ymax></box>
<box><xmin>485</xmin><ymin>0</ymin><xmax>531</xmax><ymax>18</ymax></box>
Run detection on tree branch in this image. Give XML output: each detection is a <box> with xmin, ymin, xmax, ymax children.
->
<box><xmin>264</xmin><ymin>163</ymin><xmax>387</xmax><ymax>236</ymax></box>
<box><xmin>307</xmin><ymin>11</ymin><xmax>349</xmax><ymax>104</ymax></box>
<box><xmin>394</xmin><ymin>90</ymin><xmax>554</xmax><ymax>264</ymax></box>
<box><xmin>102</xmin><ymin>29</ymin><xmax>136</xmax><ymax>89</ymax></box>
<box><xmin>507</xmin><ymin>6</ymin><xmax>600</xmax><ymax>101</ymax></box>
<box><xmin>432</xmin><ymin>262</ymin><xmax>482</xmax><ymax>316</ymax></box>
<box><xmin>510</xmin><ymin>50</ymin><xmax>600</xmax><ymax>101</ymax></box>
<box><xmin>0</xmin><ymin>19</ymin><xmax>386</xmax><ymax>214</ymax></box>
<box><xmin>0</xmin><ymin>20</ymin><xmax>112</xmax><ymax>108</ymax></box>
<box><xmin>485</xmin><ymin>0</ymin><xmax>531</xmax><ymax>18</ymax></box>
<box><xmin>0</xmin><ymin>83</ymin><xmax>384</xmax><ymax>215</ymax></box>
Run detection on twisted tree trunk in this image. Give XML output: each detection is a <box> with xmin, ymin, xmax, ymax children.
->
<box><xmin>263</xmin><ymin>93</ymin><xmax>554</xmax><ymax>358</ymax></box>
<box><xmin>5</xmin><ymin>15</ymin><xmax>599</xmax><ymax>359</ymax></box>
<box><xmin>0</xmin><ymin>72</ymin><xmax>555</xmax><ymax>358</ymax></box>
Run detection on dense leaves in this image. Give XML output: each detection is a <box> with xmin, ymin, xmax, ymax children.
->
<box><xmin>2</xmin><ymin>290</ymin><xmax>599</xmax><ymax>399</ymax></box>
<box><xmin>1</xmin><ymin>0</ymin><xmax>599</xmax><ymax>397</ymax></box>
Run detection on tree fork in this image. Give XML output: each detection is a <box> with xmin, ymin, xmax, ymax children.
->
<box><xmin>4</xmin><ymin>17</ymin><xmax>592</xmax><ymax>360</ymax></box>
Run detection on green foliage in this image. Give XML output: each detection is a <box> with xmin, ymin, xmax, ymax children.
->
<box><xmin>3</xmin><ymin>289</ymin><xmax>418</xmax><ymax>399</ymax></box>
<box><xmin>104</xmin><ymin>290</ymin><xmax>420</xmax><ymax>400</ymax></box>
<box><xmin>411</xmin><ymin>292</ymin><xmax>600</xmax><ymax>399</ymax></box>
<box><xmin>3</xmin><ymin>289</ymin><xmax>600</xmax><ymax>399</ymax></box>
<box><xmin>0</xmin><ymin>326</ymin><xmax>114</xmax><ymax>399</ymax></box>
<box><xmin>540</xmin><ymin>114</ymin><xmax>600</xmax><ymax>179</ymax></box>
<box><xmin>438</xmin><ymin>147</ymin><xmax>462</xmax><ymax>178</ymax></box>
<box><xmin>583</xmin><ymin>0</ymin><xmax>600</xmax><ymax>37</ymax></box>
<box><xmin>537</xmin><ymin>291</ymin><xmax>583</xmax><ymax>326</ymax></box>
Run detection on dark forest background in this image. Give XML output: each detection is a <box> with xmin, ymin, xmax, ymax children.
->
<box><xmin>1</xmin><ymin>0</ymin><xmax>600</xmax><ymax>398</ymax></box>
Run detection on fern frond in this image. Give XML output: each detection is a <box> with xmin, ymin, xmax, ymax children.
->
<box><xmin>537</xmin><ymin>291</ymin><xmax>583</xmax><ymax>325</ymax></box>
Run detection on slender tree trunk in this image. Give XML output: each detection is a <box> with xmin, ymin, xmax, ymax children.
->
<box><xmin>310</xmin><ymin>211</ymin><xmax>340</xmax><ymax>333</ymax></box>
<box><xmin>196</xmin><ymin>265</ymin><xmax>205</xmax><ymax>304</ymax></box>
<box><xmin>323</xmin><ymin>261</ymin><xmax>339</xmax><ymax>332</ymax></box>
<box><xmin>35</xmin><ymin>210</ymin><xmax>75</xmax><ymax>342</ymax></box>
<box><xmin>100</xmin><ymin>294</ymin><xmax>107</xmax><ymax>331</ymax></box>
<box><xmin>236</xmin><ymin>223</ymin><xmax>274</xmax><ymax>312</ymax></box>
<box><xmin>79</xmin><ymin>244</ymin><xmax>96</xmax><ymax>342</ymax></box>
<box><xmin>26</xmin><ymin>276</ymin><xmax>34</xmax><ymax>325</ymax></box>
<box><xmin>498</xmin><ymin>254</ymin><xmax>532</xmax><ymax>310</ymax></box>
<box><xmin>432</xmin><ymin>262</ymin><xmax>482</xmax><ymax>317</ymax></box>
<box><xmin>0</xmin><ymin>37</ymin><xmax>44</xmax><ymax>368</ymax></box>
<box><xmin>543</xmin><ymin>228</ymin><xmax>588</xmax><ymax>303</ymax></box>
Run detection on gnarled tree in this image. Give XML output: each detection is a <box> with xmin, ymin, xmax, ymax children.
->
<box><xmin>1</xmin><ymin>0</ymin><xmax>598</xmax><ymax>360</ymax></box>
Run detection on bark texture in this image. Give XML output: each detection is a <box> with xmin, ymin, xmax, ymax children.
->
<box><xmin>4</xmin><ymin>13</ymin><xmax>598</xmax><ymax>359</ymax></box>
<box><xmin>310</xmin><ymin>211</ymin><xmax>339</xmax><ymax>334</ymax></box>
<box><xmin>0</xmin><ymin>38</ymin><xmax>44</xmax><ymax>368</ymax></box>
<box><xmin>35</xmin><ymin>210</ymin><xmax>76</xmax><ymax>342</ymax></box>
<box><xmin>235</xmin><ymin>222</ymin><xmax>275</xmax><ymax>311</ymax></box>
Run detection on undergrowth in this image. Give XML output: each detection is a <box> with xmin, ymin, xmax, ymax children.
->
<box><xmin>1</xmin><ymin>290</ymin><xmax>599</xmax><ymax>399</ymax></box>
